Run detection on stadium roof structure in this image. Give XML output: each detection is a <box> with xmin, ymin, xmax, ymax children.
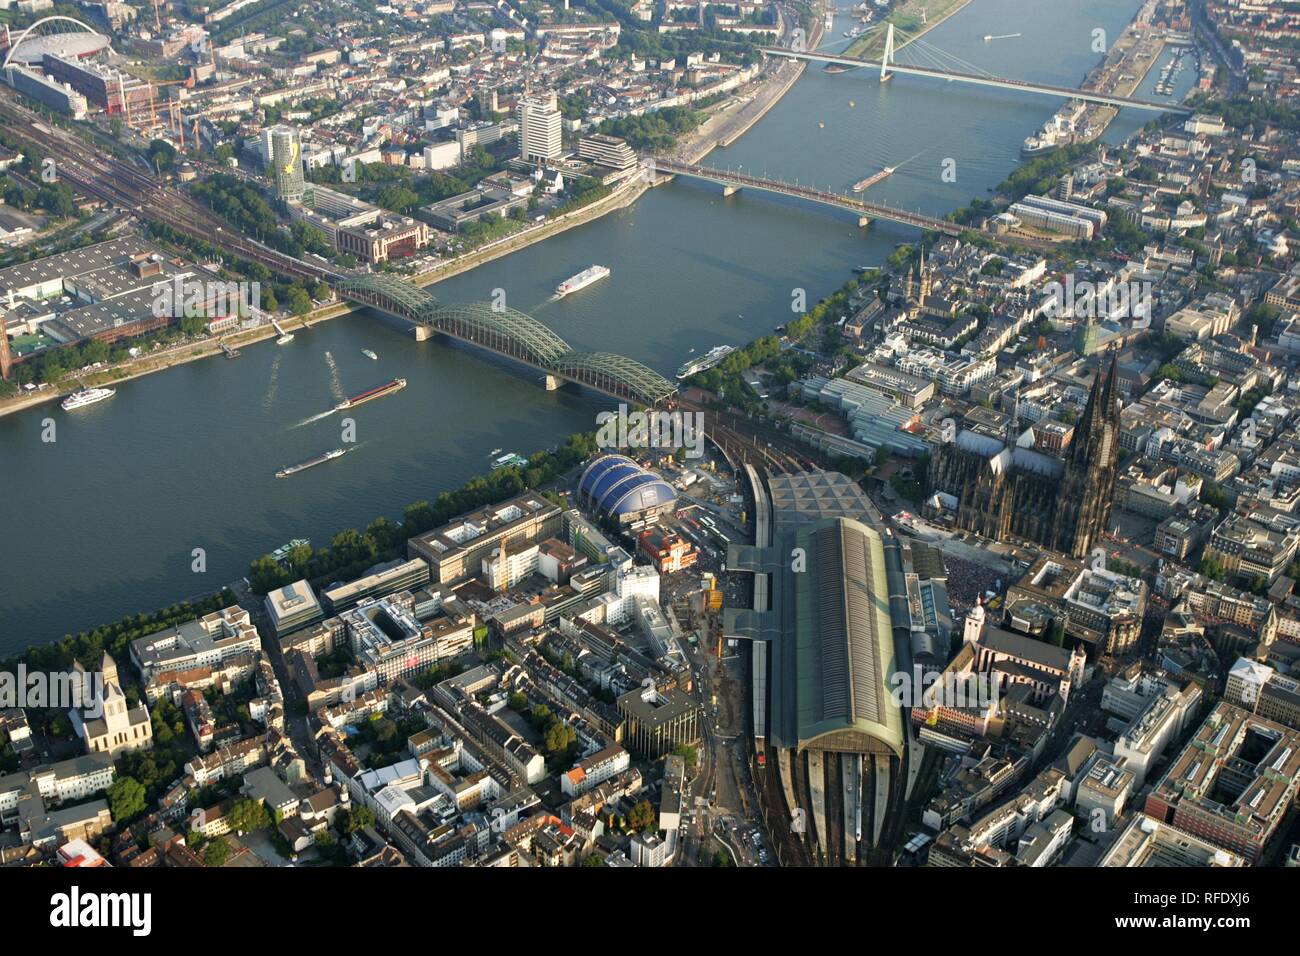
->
<box><xmin>578</xmin><ymin>454</ymin><xmax>677</xmax><ymax>520</ymax></box>
<box><xmin>3</xmin><ymin>16</ymin><xmax>109</xmax><ymax>67</ymax></box>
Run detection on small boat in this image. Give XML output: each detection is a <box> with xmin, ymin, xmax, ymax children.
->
<box><xmin>489</xmin><ymin>447</ymin><xmax>502</xmax><ymax>457</ymax></box>
<box><xmin>362</xmin><ymin>349</ymin><xmax>378</xmax><ymax>360</ymax></box>
<box><xmin>277</xmin><ymin>333</ymin><xmax>295</xmax><ymax>345</ymax></box>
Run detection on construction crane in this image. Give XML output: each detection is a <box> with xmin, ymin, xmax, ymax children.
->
<box><xmin>147</xmin><ymin>76</ymin><xmax>194</xmax><ymax>132</ymax></box>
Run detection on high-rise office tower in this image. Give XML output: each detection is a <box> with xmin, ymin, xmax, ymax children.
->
<box><xmin>265</xmin><ymin>124</ymin><xmax>306</xmax><ymax>202</ymax></box>
<box><xmin>517</xmin><ymin>93</ymin><xmax>562</xmax><ymax>165</ymax></box>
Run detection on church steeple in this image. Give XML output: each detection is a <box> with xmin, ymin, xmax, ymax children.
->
<box><xmin>1071</xmin><ymin>353</ymin><xmax>1119</xmax><ymax>467</ymax></box>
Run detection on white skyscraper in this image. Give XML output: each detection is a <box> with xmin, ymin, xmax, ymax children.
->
<box><xmin>517</xmin><ymin>93</ymin><xmax>562</xmax><ymax>165</ymax></box>
<box><xmin>264</xmin><ymin>124</ymin><xmax>306</xmax><ymax>202</ymax></box>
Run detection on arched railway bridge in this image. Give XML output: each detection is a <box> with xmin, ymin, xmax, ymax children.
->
<box><xmin>336</xmin><ymin>275</ymin><xmax>676</xmax><ymax>406</ymax></box>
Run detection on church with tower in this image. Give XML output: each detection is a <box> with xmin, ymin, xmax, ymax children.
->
<box><xmin>927</xmin><ymin>354</ymin><xmax>1122</xmax><ymax>560</ymax></box>
<box><xmin>68</xmin><ymin>653</ymin><xmax>153</xmax><ymax>758</ymax></box>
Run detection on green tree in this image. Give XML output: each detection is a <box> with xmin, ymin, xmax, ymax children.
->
<box><xmin>671</xmin><ymin>743</ymin><xmax>698</xmax><ymax>773</ymax></box>
<box><xmin>627</xmin><ymin>799</ymin><xmax>657</xmax><ymax>834</ymax></box>
<box><xmin>107</xmin><ymin>776</ymin><xmax>147</xmax><ymax>825</ymax></box>
<box><xmin>1198</xmin><ymin>557</ymin><xmax>1226</xmax><ymax>581</ymax></box>
<box><xmin>203</xmin><ymin>839</ymin><xmax>231</xmax><ymax>867</ymax></box>
<box><xmin>340</xmin><ymin>804</ymin><xmax>376</xmax><ymax>834</ymax></box>
<box><xmin>227</xmin><ymin>798</ymin><xmax>272</xmax><ymax>834</ymax></box>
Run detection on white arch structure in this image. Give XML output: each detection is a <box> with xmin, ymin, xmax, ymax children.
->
<box><xmin>2</xmin><ymin>16</ymin><xmax>110</xmax><ymax>69</ymax></box>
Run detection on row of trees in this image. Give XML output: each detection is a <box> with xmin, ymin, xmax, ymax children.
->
<box><xmin>248</xmin><ymin>431</ymin><xmax>602</xmax><ymax>594</ymax></box>
<box><xmin>5</xmin><ymin>590</ymin><xmax>236</xmax><ymax>676</ymax></box>
<box><xmin>191</xmin><ymin>174</ymin><xmax>332</xmax><ymax>261</ymax></box>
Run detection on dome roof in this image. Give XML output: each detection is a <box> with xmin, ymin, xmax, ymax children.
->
<box><xmin>579</xmin><ymin>454</ymin><xmax>677</xmax><ymax>519</ymax></box>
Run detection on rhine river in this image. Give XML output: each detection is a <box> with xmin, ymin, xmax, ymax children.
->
<box><xmin>0</xmin><ymin>0</ymin><xmax>1197</xmax><ymax>651</ymax></box>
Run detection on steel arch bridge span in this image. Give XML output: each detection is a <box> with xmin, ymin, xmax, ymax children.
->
<box><xmin>336</xmin><ymin>276</ymin><xmax>675</xmax><ymax>405</ymax></box>
<box><xmin>2</xmin><ymin>16</ymin><xmax>108</xmax><ymax>68</ymax></box>
<box><xmin>552</xmin><ymin>351</ymin><xmax>676</xmax><ymax>405</ymax></box>
<box><xmin>434</xmin><ymin>300</ymin><xmax>572</xmax><ymax>367</ymax></box>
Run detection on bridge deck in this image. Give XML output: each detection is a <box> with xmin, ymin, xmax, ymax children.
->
<box><xmin>762</xmin><ymin>48</ymin><xmax>1191</xmax><ymax>114</ymax></box>
<box><xmin>653</xmin><ymin>158</ymin><xmax>960</xmax><ymax>235</ymax></box>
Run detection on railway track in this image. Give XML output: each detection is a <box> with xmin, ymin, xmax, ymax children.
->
<box><xmin>0</xmin><ymin>94</ymin><xmax>337</xmax><ymax>285</ymax></box>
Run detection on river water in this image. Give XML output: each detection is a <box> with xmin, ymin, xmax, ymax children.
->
<box><xmin>0</xmin><ymin>0</ymin><xmax>1193</xmax><ymax>651</ymax></box>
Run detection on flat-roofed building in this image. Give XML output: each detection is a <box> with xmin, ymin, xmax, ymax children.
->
<box><xmin>1099</xmin><ymin>814</ymin><xmax>1246</xmax><ymax>867</ymax></box>
<box><xmin>1004</xmin><ymin>554</ymin><xmax>1147</xmax><ymax>656</ymax></box>
<box><xmin>1144</xmin><ymin>702</ymin><xmax>1300</xmax><ymax>864</ymax></box>
<box><xmin>407</xmin><ymin>492</ymin><xmax>562</xmax><ymax>585</ymax></box>
<box><xmin>578</xmin><ymin>133</ymin><xmax>636</xmax><ymax>170</ymax></box>
<box><xmin>617</xmin><ymin>685</ymin><xmax>699</xmax><ymax>759</ymax></box>
<box><xmin>264</xmin><ymin>579</ymin><xmax>323</xmax><ymax>637</ymax></box>
<box><xmin>321</xmin><ymin>557</ymin><xmax>431</xmax><ymax>613</ymax></box>
<box><xmin>1204</xmin><ymin>514</ymin><xmax>1300</xmax><ymax>585</ymax></box>
<box><xmin>843</xmin><ymin>362</ymin><xmax>936</xmax><ymax>408</ymax></box>
<box><xmin>0</xmin><ymin>752</ymin><xmax>114</xmax><ymax>829</ymax></box>
<box><xmin>131</xmin><ymin>605</ymin><xmax>261</xmax><ymax>684</ymax></box>
<box><xmin>1225</xmin><ymin>657</ymin><xmax>1300</xmax><ymax>730</ymax></box>
<box><xmin>1113</xmin><ymin>681</ymin><xmax>1202</xmax><ymax>788</ymax></box>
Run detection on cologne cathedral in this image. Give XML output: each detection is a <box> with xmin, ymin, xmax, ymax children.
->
<box><xmin>927</xmin><ymin>355</ymin><xmax>1122</xmax><ymax>559</ymax></box>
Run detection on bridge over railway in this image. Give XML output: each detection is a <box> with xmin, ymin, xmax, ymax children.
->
<box><xmin>336</xmin><ymin>275</ymin><xmax>676</xmax><ymax>406</ymax></box>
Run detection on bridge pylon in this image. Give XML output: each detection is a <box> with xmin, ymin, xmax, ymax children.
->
<box><xmin>880</xmin><ymin>22</ymin><xmax>894</xmax><ymax>83</ymax></box>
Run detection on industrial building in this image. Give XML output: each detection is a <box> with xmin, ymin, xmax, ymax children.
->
<box><xmin>0</xmin><ymin>236</ymin><xmax>205</xmax><ymax>346</ymax></box>
<box><xmin>40</xmin><ymin>53</ymin><xmax>152</xmax><ymax>117</ymax></box>
<box><xmin>3</xmin><ymin>64</ymin><xmax>88</xmax><ymax>117</ymax></box>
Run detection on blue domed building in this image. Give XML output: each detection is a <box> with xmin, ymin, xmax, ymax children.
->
<box><xmin>578</xmin><ymin>454</ymin><xmax>677</xmax><ymax>525</ymax></box>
